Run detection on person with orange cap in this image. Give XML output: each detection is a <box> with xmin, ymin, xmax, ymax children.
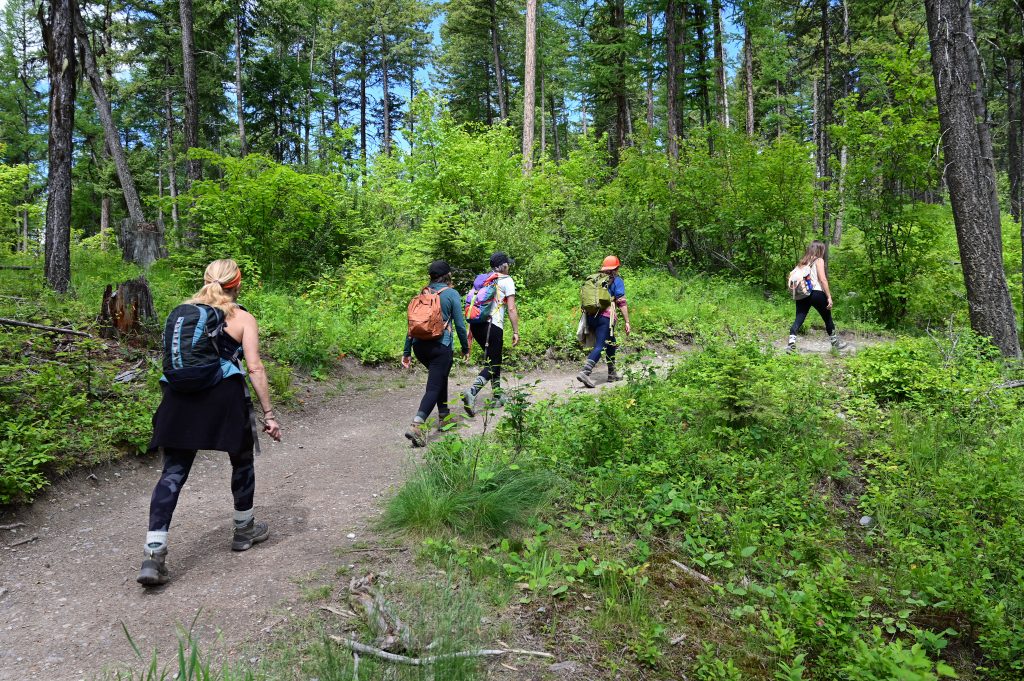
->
<box><xmin>577</xmin><ymin>255</ymin><xmax>631</xmax><ymax>388</ymax></box>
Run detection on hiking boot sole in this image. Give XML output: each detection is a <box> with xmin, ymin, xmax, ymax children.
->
<box><xmin>461</xmin><ymin>391</ymin><xmax>476</xmax><ymax>417</ymax></box>
<box><xmin>232</xmin><ymin>526</ymin><xmax>270</xmax><ymax>552</ymax></box>
<box><xmin>405</xmin><ymin>429</ymin><xmax>427</xmax><ymax>448</ymax></box>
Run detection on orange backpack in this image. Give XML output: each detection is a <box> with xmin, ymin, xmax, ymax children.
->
<box><xmin>407</xmin><ymin>286</ymin><xmax>451</xmax><ymax>340</ymax></box>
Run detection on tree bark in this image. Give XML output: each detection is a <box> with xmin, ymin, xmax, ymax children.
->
<box><xmin>1007</xmin><ymin>57</ymin><xmax>1020</xmax><ymax>224</ymax></box>
<box><xmin>925</xmin><ymin>0</ymin><xmax>1020</xmax><ymax>357</ymax></box>
<box><xmin>522</xmin><ymin>0</ymin><xmax>537</xmax><ymax>174</ymax></box>
<box><xmin>744</xmin><ymin>6</ymin><xmax>754</xmax><ymax>136</ymax></box>
<box><xmin>549</xmin><ymin>92</ymin><xmax>560</xmax><ymax>161</ymax></box>
<box><xmin>666</xmin><ymin>0</ymin><xmax>681</xmax><ymax>261</ymax></box>
<box><xmin>712</xmin><ymin>0</ymin><xmax>728</xmax><ymax>128</ymax></box>
<box><xmin>360</xmin><ymin>46</ymin><xmax>367</xmax><ymax>167</ymax></box>
<box><xmin>612</xmin><ymin>0</ymin><xmax>628</xmax><ymax>159</ymax></box>
<box><xmin>694</xmin><ymin>2</ymin><xmax>711</xmax><ymax>130</ymax></box>
<box><xmin>98</xmin><ymin>276</ymin><xmax>156</xmax><ymax>339</ymax></box>
<box><xmin>381</xmin><ymin>35</ymin><xmax>391</xmax><ymax>156</ymax></box>
<box><xmin>179</xmin><ymin>0</ymin><xmax>201</xmax><ymax>188</ymax></box>
<box><xmin>164</xmin><ymin>65</ymin><xmax>180</xmax><ymax>238</ymax></box>
<box><xmin>540</xmin><ymin>69</ymin><xmax>546</xmax><ymax>159</ymax></box>
<box><xmin>645</xmin><ymin>11</ymin><xmax>654</xmax><ymax>129</ymax></box>
<box><xmin>39</xmin><ymin>0</ymin><xmax>76</xmax><ymax>293</ymax></box>
<box><xmin>234</xmin><ymin>7</ymin><xmax>247</xmax><ymax>156</ymax></box>
<box><xmin>489</xmin><ymin>0</ymin><xmax>508</xmax><ymax>121</ymax></box>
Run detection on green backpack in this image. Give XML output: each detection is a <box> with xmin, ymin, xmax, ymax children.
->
<box><xmin>580</xmin><ymin>273</ymin><xmax>612</xmax><ymax>315</ymax></box>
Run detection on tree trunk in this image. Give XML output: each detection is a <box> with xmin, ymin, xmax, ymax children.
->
<box><xmin>331</xmin><ymin>44</ymin><xmax>340</xmax><ymax>125</ymax></box>
<box><xmin>550</xmin><ymin>92</ymin><xmax>561</xmax><ymax>161</ymax></box>
<box><xmin>818</xmin><ymin>0</ymin><xmax>832</xmax><ymax>240</ymax></box>
<box><xmin>73</xmin><ymin>3</ymin><xmax>144</xmax><ymax>227</ymax></box>
<box><xmin>833</xmin><ymin>0</ymin><xmax>851</xmax><ymax>246</ymax></box>
<box><xmin>179</xmin><ymin>0</ymin><xmax>201</xmax><ymax>188</ymax></box>
<box><xmin>359</xmin><ymin>46</ymin><xmax>367</xmax><ymax>167</ymax></box>
<box><xmin>540</xmin><ymin>70</ymin><xmax>546</xmax><ymax>159</ymax></box>
<box><xmin>645</xmin><ymin>11</ymin><xmax>654</xmax><ymax>129</ymax></box>
<box><xmin>1008</xmin><ymin>57</ymin><xmax>1020</xmax><ymax>224</ymax></box>
<box><xmin>381</xmin><ymin>34</ymin><xmax>391</xmax><ymax>156</ymax></box>
<box><xmin>776</xmin><ymin>78</ymin><xmax>783</xmax><ymax>139</ymax></box>
<box><xmin>744</xmin><ymin>7</ymin><xmax>754</xmax><ymax>136</ymax></box>
<box><xmin>666</xmin><ymin>0</ymin><xmax>684</xmax><ymax>269</ymax></box>
<box><xmin>234</xmin><ymin>9</ymin><xmax>247</xmax><ymax>156</ymax></box>
<box><xmin>40</xmin><ymin>0</ymin><xmax>76</xmax><ymax>293</ymax></box>
<box><xmin>489</xmin><ymin>0</ymin><xmax>508</xmax><ymax>121</ymax></box>
<box><xmin>522</xmin><ymin>0</ymin><xmax>538</xmax><ymax>174</ymax></box>
<box><xmin>100</xmin><ymin>195</ymin><xmax>110</xmax><ymax>250</ymax></box>
<box><xmin>694</xmin><ymin>2</ymin><xmax>711</xmax><ymax>130</ymax></box>
<box><xmin>712</xmin><ymin>0</ymin><xmax>728</xmax><ymax>128</ymax></box>
<box><xmin>925</xmin><ymin>0</ymin><xmax>1020</xmax><ymax>357</ymax></box>
<box><xmin>164</xmin><ymin>71</ymin><xmax>180</xmax><ymax>238</ymax></box>
<box><xmin>408</xmin><ymin>64</ymin><xmax>415</xmax><ymax>140</ymax></box>
<box><xmin>98</xmin><ymin>276</ymin><xmax>156</xmax><ymax>339</ymax></box>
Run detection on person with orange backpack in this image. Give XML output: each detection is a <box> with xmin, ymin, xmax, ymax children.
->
<box><xmin>577</xmin><ymin>255</ymin><xmax>631</xmax><ymax>388</ymax></box>
<box><xmin>402</xmin><ymin>260</ymin><xmax>469</xmax><ymax>447</ymax></box>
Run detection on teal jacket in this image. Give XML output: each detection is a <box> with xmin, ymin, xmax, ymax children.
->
<box><xmin>403</xmin><ymin>282</ymin><xmax>469</xmax><ymax>355</ymax></box>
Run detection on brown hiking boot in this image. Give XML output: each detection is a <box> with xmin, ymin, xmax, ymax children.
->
<box><xmin>232</xmin><ymin>520</ymin><xmax>270</xmax><ymax>551</ymax></box>
<box><xmin>404</xmin><ymin>422</ymin><xmax>427</xmax><ymax>447</ymax></box>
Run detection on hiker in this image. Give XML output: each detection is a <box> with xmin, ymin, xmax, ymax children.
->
<box><xmin>402</xmin><ymin>260</ymin><xmax>470</xmax><ymax>446</ymax></box>
<box><xmin>461</xmin><ymin>251</ymin><xmax>519</xmax><ymax>414</ymax></box>
<box><xmin>577</xmin><ymin>255</ymin><xmax>631</xmax><ymax>388</ymax></box>
<box><xmin>786</xmin><ymin>240</ymin><xmax>848</xmax><ymax>352</ymax></box>
<box><xmin>137</xmin><ymin>259</ymin><xmax>281</xmax><ymax>587</ymax></box>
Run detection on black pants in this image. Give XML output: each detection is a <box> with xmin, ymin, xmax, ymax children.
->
<box><xmin>148</xmin><ymin>446</ymin><xmax>255</xmax><ymax>532</ymax></box>
<box><xmin>413</xmin><ymin>340</ymin><xmax>454</xmax><ymax>420</ymax></box>
<box><xmin>469</xmin><ymin>322</ymin><xmax>504</xmax><ymax>390</ymax></box>
<box><xmin>790</xmin><ymin>290</ymin><xmax>835</xmax><ymax>336</ymax></box>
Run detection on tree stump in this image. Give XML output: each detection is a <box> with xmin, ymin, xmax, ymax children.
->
<box><xmin>118</xmin><ymin>218</ymin><xmax>168</xmax><ymax>268</ymax></box>
<box><xmin>99</xmin><ymin>275</ymin><xmax>157</xmax><ymax>339</ymax></box>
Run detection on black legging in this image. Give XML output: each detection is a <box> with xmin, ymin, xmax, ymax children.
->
<box><xmin>790</xmin><ymin>290</ymin><xmax>835</xmax><ymax>336</ymax></box>
<box><xmin>148</xmin><ymin>446</ymin><xmax>255</xmax><ymax>532</ymax></box>
<box><xmin>469</xmin><ymin>322</ymin><xmax>503</xmax><ymax>389</ymax></box>
<box><xmin>413</xmin><ymin>340</ymin><xmax>454</xmax><ymax>420</ymax></box>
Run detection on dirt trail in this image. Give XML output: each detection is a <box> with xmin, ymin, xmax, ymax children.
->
<box><xmin>0</xmin><ymin>331</ymin><xmax>882</xmax><ymax>680</ymax></box>
<box><xmin>0</xmin><ymin>353</ymin><xmax>674</xmax><ymax>681</ymax></box>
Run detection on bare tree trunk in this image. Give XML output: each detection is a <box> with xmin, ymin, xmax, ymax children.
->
<box><xmin>408</xmin><ymin>65</ymin><xmax>415</xmax><ymax>140</ymax></box>
<box><xmin>164</xmin><ymin>70</ymin><xmax>180</xmax><ymax>237</ymax></box>
<box><xmin>694</xmin><ymin>2</ymin><xmax>711</xmax><ymax>130</ymax></box>
<box><xmin>1008</xmin><ymin>57</ymin><xmax>1021</xmax><ymax>224</ymax></box>
<box><xmin>833</xmin><ymin>0</ymin><xmax>851</xmax><ymax>245</ymax></box>
<box><xmin>100</xmin><ymin>195</ymin><xmax>110</xmax><ymax>249</ymax></box>
<box><xmin>179</xmin><ymin>0</ymin><xmax>201</xmax><ymax>188</ymax></box>
<box><xmin>381</xmin><ymin>35</ymin><xmax>391</xmax><ymax>155</ymax></box>
<box><xmin>550</xmin><ymin>93</ymin><xmax>561</xmax><ymax>161</ymax></box>
<box><xmin>39</xmin><ymin>0</ymin><xmax>76</xmax><ymax>293</ymax></box>
<box><xmin>744</xmin><ymin>7</ymin><xmax>754</xmax><ymax>136</ymax></box>
<box><xmin>612</xmin><ymin>0</ymin><xmax>628</xmax><ymax>159</ymax></box>
<box><xmin>157</xmin><ymin>163</ymin><xmax>164</xmax><ymax>225</ymax></box>
<box><xmin>712</xmin><ymin>0</ymin><xmax>728</xmax><ymax>128</ymax></box>
<box><xmin>925</xmin><ymin>0</ymin><xmax>1020</xmax><ymax>357</ymax></box>
<box><xmin>22</xmin><ymin>209</ymin><xmax>30</xmax><ymax>253</ymax></box>
<box><xmin>489</xmin><ymin>0</ymin><xmax>508</xmax><ymax>121</ymax></box>
<box><xmin>522</xmin><ymin>0</ymin><xmax>538</xmax><ymax>174</ymax></box>
<box><xmin>812</xmin><ymin>77</ymin><xmax>820</xmax><ymax>235</ymax></box>
<box><xmin>331</xmin><ymin>43</ymin><xmax>340</xmax><ymax>125</ymax></box>
<box><xmin>234</xmin><ymin>8</ymin><xmax>247</xmax><ymax>156</ymax></box>
<box><xmin>666</xmin><ymin>0</ymin><xmax>683</xmax><ymax>268</ymax></box>
<box><xmin>359</xmin><ymin>46</ymin><xmax>367</xmax><ymax>167</ymax></box>
<box><xmin>645</xmin><ymin>11</ymin><xmax>654</xmax><ymax>129</ymax></box>
<box><xmin>776</xmin><ymin>79</ymin><xmax>783</xmax><ymax>139</ymax></box>
<box><xmin>540</xmin><ymin>69</ymin><xmax>546</xmax><ymax>159</ymax></box>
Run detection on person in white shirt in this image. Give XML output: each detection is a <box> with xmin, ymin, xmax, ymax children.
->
<box><xmin>462</xmin><ymin>251</ymin><xmax>520</xmax><ymax>414</ymax></box>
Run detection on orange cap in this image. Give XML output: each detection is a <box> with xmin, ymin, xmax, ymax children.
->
<box><xmin>601</xmin><ymin>255</ymin><xmax>621</xmax><ymax>271</ymax></box>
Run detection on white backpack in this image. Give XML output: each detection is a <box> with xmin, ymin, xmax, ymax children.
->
<box><xmin>787</xmin><ymin>260</ymin><xmax>815</xmax><ymax>300</ymax></box>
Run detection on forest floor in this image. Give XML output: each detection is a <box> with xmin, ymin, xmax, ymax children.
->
<box><xmin>0</xmin><ymin>333</ymin><xmax>870</xmax><ymax>681</ymax></box>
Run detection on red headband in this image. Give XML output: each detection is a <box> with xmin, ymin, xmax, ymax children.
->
<box><xmin>222</xmin><ymin>270</ymin><xmax>242</xmax><ymax>290</ymax></box>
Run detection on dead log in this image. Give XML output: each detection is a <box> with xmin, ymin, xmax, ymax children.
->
<box><xmin>0</xmin><ymin>318</ymin><xmax>92</xmax><ymax>337</ymax></box>
<box><xmin>99</xmin><ymin>275</ymin><xmax>156</xmax><ymax>339</ymax></box>
<box><xmin>329</xmin><ymin>636</ymin><xmax>554</xmax><ymax>666</ymax></box>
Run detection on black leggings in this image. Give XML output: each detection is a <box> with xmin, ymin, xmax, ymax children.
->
<box><xmin>148</xmin><ymin>447</ymin><xmax>255</xmax><ymax>532</ymax></box>
<box><xmin>469</xmin><ymin>322</ymin><xmax>504</xmax><ymax>389</ymax></box>
<box><xmin>413</xmin><ymin>340</ymin><xmax>454</xmax><ymax>420</ymax></box>
<box><xmin>790</xmin><ymin>290</ymin><xmax>835</xmax><ymax>336</ymax></box>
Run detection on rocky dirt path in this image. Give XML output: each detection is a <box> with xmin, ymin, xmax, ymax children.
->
<box><xmin>0</xmin><ymin>352</ymin><xmax>681</xmax><ymax>681</ymax></box>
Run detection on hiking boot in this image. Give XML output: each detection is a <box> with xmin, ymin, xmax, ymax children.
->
<box><xmin>436</xmin><ymin>413</ymin><xmax>456</xmax><ymax>432</ymax></box>
<box><xmin>607</xmin><ymin>364</ymin><xmax>622</xmax><ymax>382</ymax></box>
<box><xmin>786</xmin><ymin>335</ymin><xmax>797</xmax><ymax>353</ymax></box>
<box><xmin>462</xmin><ymin>389</ymin><xmax>478</xmax><ymax>417</ymax></box>
<box><xmin>576</xmin><ymin>359</ymin><xmax>597</xmax><ymax>388</ymax></box>
<box><xmin>137</xmin><ymin>548</ymin><xmax>169</xmax><ymax>587</ymax></box>
<box><xmin>405</xmin><ymin>422</ymin><xmax>428</xmax><ymax>448</ymax></box>
<box><xmin>829</xmin><ymin>333</ymin><xmax>849</xmax><ymax>351</ymax></box>
<box><xmin>232</xmin><ymin>519</ymin><xmax>270</xmax><ymax>551</ymax></box>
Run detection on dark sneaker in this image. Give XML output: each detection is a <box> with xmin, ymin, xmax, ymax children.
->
<box><xmin>137</xmin><ymin>550</ymin><xmax>169</xmax><ymax>587</ymax></box>
<box><xmin>404</xmin><ymin>423</ymin><xmax>427</xmax><ymax>448</ymax></box>
<box><xmin>461</xmin><ymin>390</ymin><xmax>477</xmax><ymax>417</ymax></box>
<box><xmin>577</xmin><ymin>371</ymin><xmax>596</xmax><ymax>388</ymax></box>
<box><xmin>232</xmin><ymin>520</ymin><xmax>270</xmax><ymax>551</ymax></box>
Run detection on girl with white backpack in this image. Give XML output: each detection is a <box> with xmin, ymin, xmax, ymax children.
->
<box><xmin>786</xmin><ymin>241</ymin><xmax>849</xmax><ymax>353</ymax></box>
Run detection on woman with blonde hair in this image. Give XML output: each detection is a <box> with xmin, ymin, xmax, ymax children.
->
<box><xmin>786</xmin><ymin>241</ymin><xmax>848</xmax><ymax>352</ymax></box>
<box><xmin>137</xmin><ymin>259</ymin><xmax>282</xmax><ymax>587</ymax></box>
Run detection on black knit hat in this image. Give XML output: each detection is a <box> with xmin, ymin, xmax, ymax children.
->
<box><xmin>428</xmin><ymin>260</ymin><xmax>451</xmax><ymax>279</ymax></box>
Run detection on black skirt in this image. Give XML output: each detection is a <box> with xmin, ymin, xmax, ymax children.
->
<box><xmin>148</xmin><ymin>376</ymin><xmax>254</xmax><ymax>454</ymax></box>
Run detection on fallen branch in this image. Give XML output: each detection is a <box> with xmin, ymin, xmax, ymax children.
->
<box><xmin>8</xmin><ymin>535</ymin><xmax>38</xmax><ymax>547</ymax></box>
<box><xmin>329</xmin><ymin>636</ymin><xmax>554</xmax><ymax>666</ymax></box>
<box><xmin>670</xmin><ymin>559</ymin><xmax>716</xmax><ymax>585</ymax></box>
<box><xmin>0</xmin><ymin>318</ymin><xmax>92</xmax><ymax>338</ymax></box>
<box><xmin>349</xmin><ymin>574</ymin><xmax>416</xmax><ymax>652</ymax></box>
<box><xmin>994</xmin><ymin>380</ymin><xmax>1024</xmax><ymax>389</ymax></box>
<box><xmin>0</xmin><ymin>523</ymin><xmax>26</xmax><ymax>531</ymax></box>
<box><xmin>0</xmin><ymin>265</ymin><xmax>31</xmax><ymax>271</ymax></box>
<box><xmin>319</xmin><ymin>604</ymin><xmax>357</xmax><ymax>618</ymax></box>
<box><xmin>339</xmin><ymin>546</ymin><xmax>409</xmax><ymax>554</ymax></box>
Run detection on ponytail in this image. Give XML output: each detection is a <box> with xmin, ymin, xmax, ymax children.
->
<box><xmin>186</xmin><ymin>259</ymin><xmax>241</xmax><ymax>317</ymax></box>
